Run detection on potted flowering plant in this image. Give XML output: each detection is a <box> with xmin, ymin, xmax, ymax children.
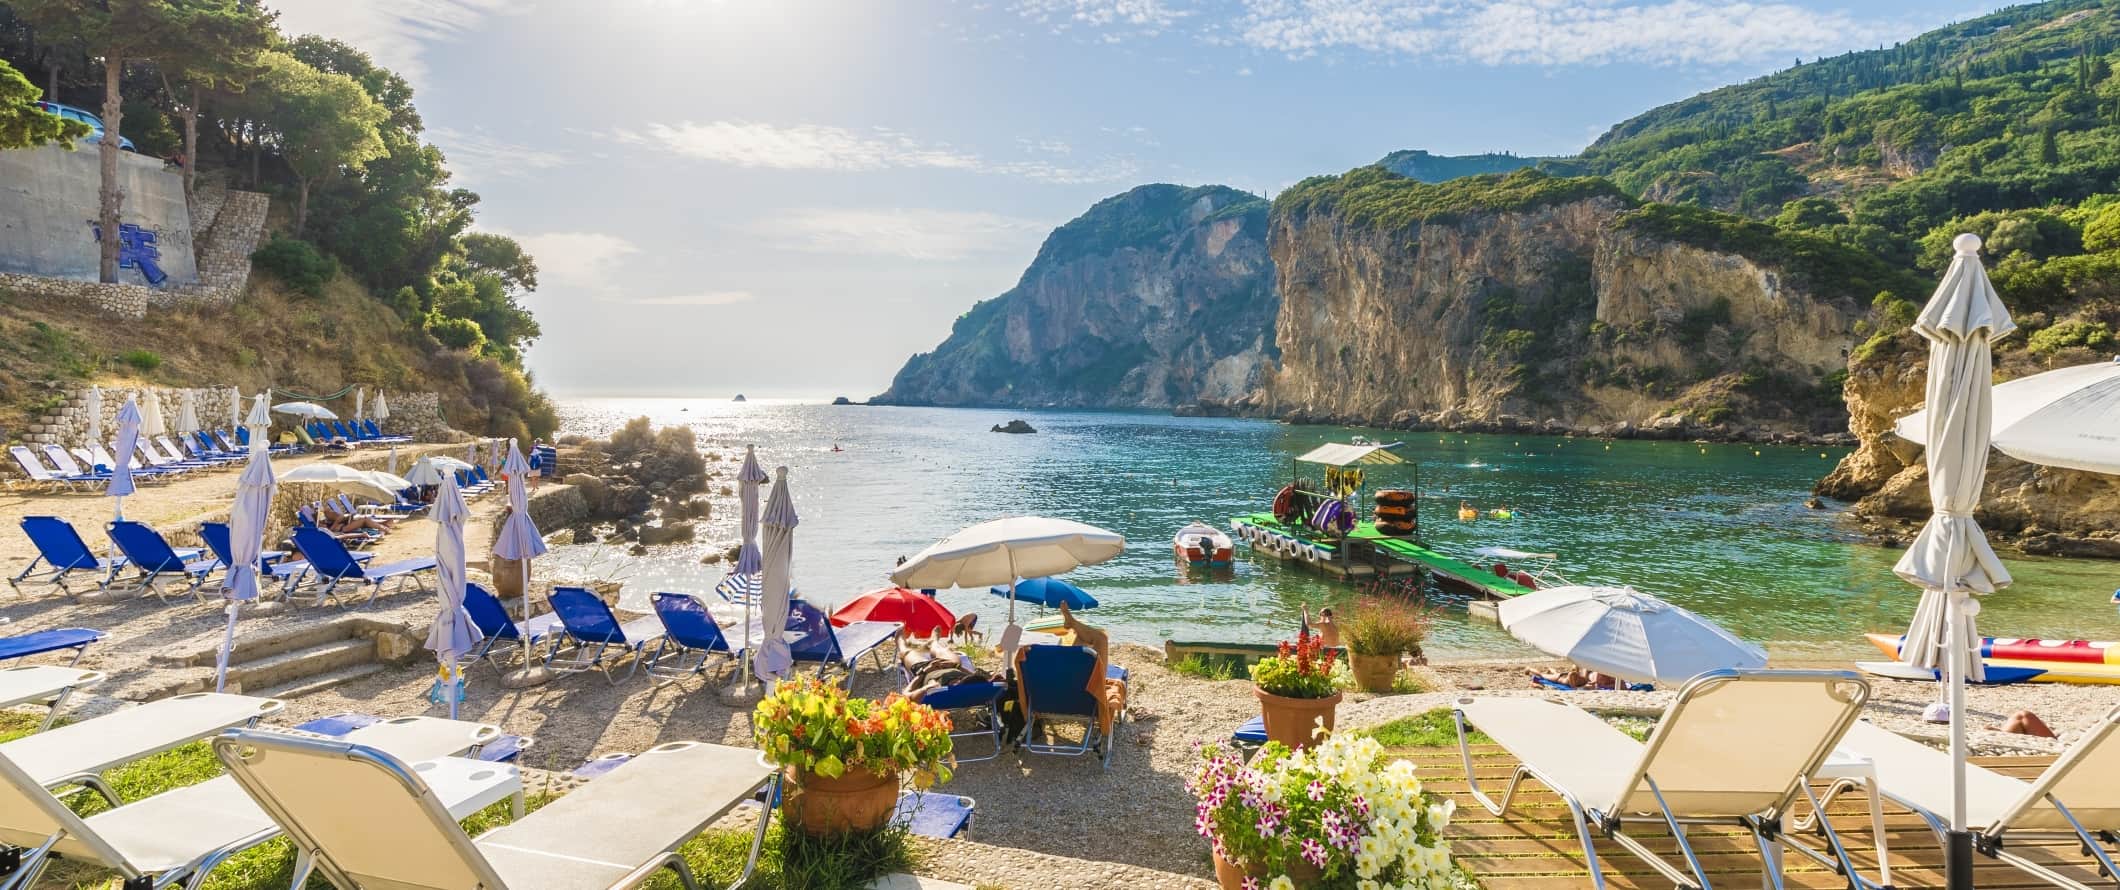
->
<box><xmin>1343</xmin><ymin>597</ymin><xmax>1434</xmax><ymax>693</ymax></box>
<box><xmin>1188</xmin><ymin>732</ymin><xmax>1457</xmax><ymax>889</ymax></box>
<box><xmin>753</xmin><ymin>676</ymin><xmax>956</xmax><ymax>834</ymax></box>
<box><xmin>1250</xmin><ymin>631</ymin><xmax>1341</xmax><ymax>749</ymax></box>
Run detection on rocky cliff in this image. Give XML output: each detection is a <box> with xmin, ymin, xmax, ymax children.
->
<box><xmin>1254</xmin><ymin>168</ymin><xmax>1867</xmax><ymax>439</ymax></box>
<box><xmin>874</xmin><ymin>184</ymin><xmax>1276</xmax><ymax>408</ymax></box>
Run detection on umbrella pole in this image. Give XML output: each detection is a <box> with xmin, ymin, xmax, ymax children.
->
<box><xmin>1945</xmin><ymin>572</ymin><xmax>1974</xmax><ymax>890</ymax></box>
<box><xmin>215</xmin><ymin>601</ymin><xmax>238</xmax><ymax>692</ymax></box>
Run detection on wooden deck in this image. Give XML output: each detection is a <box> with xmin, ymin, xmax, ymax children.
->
<box><xmin>1397</xmin><ymin>745</ymin><xmax>2104</xmax><ymax>889</ymax></box>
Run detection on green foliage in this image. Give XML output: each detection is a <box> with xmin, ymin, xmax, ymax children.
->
<box><xmin>2081</xmin><ymin>202</ymin><xmax>2120</xmax><ymax>252</ymax></box>
<box><xmin>1249</xmin><ymin>633</ymin><xmax>1340</xmax><ymax>699</ymax></box>
<box><xmin>1341</xmin><ymin>597</ymin><xmax>1433</xmax><ymax>657</ymax></box>
<box><xmin>457</xmin><ymin>233</ymin><xmax>539</xmax><ymax>293</ymax></box>
<box><xmin>25</xmin><ymin>321</ymin><xmax>91</xmax><ymax>377</ymax></box>
<box><xmin>1915</xmin><ymin>208</ymin><xmax>2081</xmax><ymax>271</ymax></box>
<box><xmin>1276</xmin><ymin>166</ymin><xmax>1631</xmax><ymax>231</ymax></box>
<box><xmin>1774</xmin><ymin>197</ymin><xmax>1847</xmax><ymax>229</ymax></box>
<box><xmin>2028</xmin><ymin>319</ymin><xmax>2114</xmax><ymax>354</ymax></box>
<box><xmin>250</xmin><ymin>237</ymin><xmax>338</xmax><ymax>297</ymax></box>
<box><xmin>425</xmin><ymin>315</ymin><xmax>485</xmax><ymax>351</ymax></box>
<box><xmin>1873</xmin><ymin>292</ymin><xmax>1919</xmax><ymax>328</ymax></box>
<box><xmin>1374</xmin><ymin>148</ymin><xmax>1551</xmax><ymax>182</ymax></box>
<box><xmin>1037</xmin><ymin>183</ymin><xmax>1265</xmax><ymax>266</ymax></box>
<box><xmin>0</xmin><ymin>59</ymin><xmax>86</xmax><ymax>149</ymax></box>
<box><xmin>119</xmin><ymin>348</ymin><xmax>161</xmax><ymax>373</ymax></box>
<box><xmin>1614</xmin><ymin>203</ymin><xmax>1924</xmax><ymax>303</ymax></box>
<box><xmin>1168</xmin><ymin>654</ymin><xmax>1242</xmax><ymax>680</ymax></box>
<box><xmin>1355</xmin><ymin>708</ymin><xmax>1490</xmax><ymax>748</ymax></box>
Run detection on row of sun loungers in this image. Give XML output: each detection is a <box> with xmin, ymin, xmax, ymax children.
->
<box><xmin>303</xmin><ymin>419</ymin><xmax>412</xmax><ymax>447</ymax></box>
<box><xmin>9</xmin><ymin>516</ymin><xmax>436</xmax><ymax>606</ymax></box>
<box><xmin>6</xmin><ymin>423</ymin><xmax>419</xmax><ymax>492</ymax></box>
<box><xmin>1450</xmin><ymin>669</ymin><xmax>2120</xmax><ymax>890</ymax></box>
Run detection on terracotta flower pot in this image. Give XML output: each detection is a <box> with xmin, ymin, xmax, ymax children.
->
<box><xmin>783</xmin><ymin>766</ymin><xmax>899</xmax><ymax>835</ymax></box>
<box><xmin>1350</xmin><ymin>652</ymin><xmax>1399</xmax><ymax>693</ymax></box>
<box><xmin>1253</xmin><ymin>685</ymin><xmax>1341</xmax><ymax>750</ymax></box>
<box><xmin>1212</xmin><ymin>847</ymin><xmax>1322</xmax><ymax>890</ymax></box>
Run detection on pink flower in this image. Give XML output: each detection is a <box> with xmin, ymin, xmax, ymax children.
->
<box><xmin>1301</xmin><ymin>838</ymin><xmax>1328</xmax><ymax>867</ymax></box>
<box><xmin>1307</xmin><ymin>780</ymin><xmax>1327</xmax><ymax>801</ymax></box>
<box><xmin>1241</xmin><ymin>879</ymin><xmax>1259</xmax><ymax>890</ymax></box>
<box><xmin>1256</xmin><ymin>812</ymin><xmax>1282</xmax><ymax>837</ymax></box>
<box><xmin>1195</xmin><ymin>810</ymin><xmax>1214</xmax><ymax>838</ymax></box>
<box><xmin>1350</xmin><ymin>795</ymin><xmax>1370</xmax><ymax>816</ymax></box>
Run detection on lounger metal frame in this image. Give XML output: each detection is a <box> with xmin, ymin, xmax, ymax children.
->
<box><xmin>1812</xmin><ymin>708</ymin><xmax>2120</xmax><ymax>890</ymax></box>
<box><xmin>544</xmin><ymin>589</ymin><xmax>664</xmax><ymax>683</ymax></box>
<box><xmin>1452</xmin><ymin>669</ymin><xmax>1875</xmax><ymax>890</ymax></box>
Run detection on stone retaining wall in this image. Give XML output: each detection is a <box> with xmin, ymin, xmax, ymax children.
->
<box><xmin>0</xmin><ymin>187</ymin><xmax>269</xmax><ymax>317</ymax></box>
<box><xmin>382</xmin><ymin>391</ymin><xmax>456</xmax><ymax>441</ymax></box>
<box><xmin>20</xmin><ymin>386</ymin><xmax>452</xmax><ymax>447</ymax></box>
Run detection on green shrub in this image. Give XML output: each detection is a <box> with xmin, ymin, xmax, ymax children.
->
<box><xmin>1873</xmin><ymin>292</ymin><xmax>1919</xmax><ymax>328</ymax></box>
<box><xmin>1276</xmin><ymin>166</ymin><xmax>1630</xmax><ymax>231</ymax></box>
<box><xmin>2027</xmin><ymin>319</ymin><xmax>2114</xmax><ymax>355</ymax></box>
<box><xmin>251</xmin><ymin>237</ymin><xmax>338</xmax><ymax>297</ymax></box>
<box><xmin>1168</xmin><ymin>654</ymin><xmax>1241</xmax><ymax>681</ymax></box>
<box><xmin>426</xmin><ymin>316</ymin><xmax>486</xmax><ymax>351</ymax></box>
<box><xmin>120</xmin><ymin>348</ymin><xmax>162</xmax><ymax>373</ymax></box>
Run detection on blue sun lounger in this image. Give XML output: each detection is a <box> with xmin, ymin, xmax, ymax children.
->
<box><xmin>105</xmin><ymin>520</ymin><xmax>217</xmax><ymax>603</ymax></box>
<box><xmin>10</xmin><ymin>517</ymin><xmax>125</xmax><ymax>595</ymax></box>
<box><xmin>286</xmin><ymin>527</ymin><xmax>436</xmax><ymax>607</ymax></box>
<box><xmin>0</xmin><ymin>628</ymin><xmax>104</xmax><ymax>666</ymax></box>
<box><xmin>463</xmin><ymin>582</ymin><xmax>563</xmax><ymax>668</ymax></box>
<box><xmin>645</xmin><ymin>592</ymin><xmax>744</xmax><ymax>684</ymax></box>
<box><xmin>785</xmin><ymin>599</ymin><xmax>900</xmax><ymax>687</ymax></box>
<box><xmin>546</xmin><ymin>586</ymin><xmax>666</xmax><ymax>682</ymax></box>
<box><xmin>893</xmin><ymin>791</ymin><xmax>977</xmax><ymax>840</ymax></box>
<box><xmin>915</xmin><ymin>680</ymin><xmax>1009</xmax><ymax>763</ymax></box>
<box><xmin>1015</xmin><ymin>643</ymin><xmax>1114</xmax><ymax>768</ymax></box>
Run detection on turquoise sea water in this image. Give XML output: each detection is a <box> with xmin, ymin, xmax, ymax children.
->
<box><xmin>549</xmin><ymin>398</ymin><xmax>2120</xmax><ymax>661</ymax></box>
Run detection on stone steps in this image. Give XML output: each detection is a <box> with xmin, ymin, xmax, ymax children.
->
<box><xmin>252</xmin><ymin>662</ymin><xmax>387</xmax><ymax>700</ymax></box>
<box><xmin>154</xmin><ymin>616</ymin><xmax>360</xmax><ymax>669</ymax></box>
<box><xmin>223</xmin><ymin>637</ymin><xmax>377</xmax><ymax>692</ymax></box>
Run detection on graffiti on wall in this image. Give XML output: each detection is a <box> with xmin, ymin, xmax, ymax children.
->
<box><xmin>88</xmin><ymin>221</ymin><xmax>169</xmax><ymax>287</ymax></box>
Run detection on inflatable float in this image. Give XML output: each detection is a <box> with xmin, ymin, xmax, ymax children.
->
<box><xmin>1862</xmin><ymin>632</ymin><xmax>2120</xmax><ymax>685</ymax></box>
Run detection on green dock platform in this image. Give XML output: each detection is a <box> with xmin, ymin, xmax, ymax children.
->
<box><xmin>1231</xmin><ymin>513</ymin><xmax>1534</xmax><ymax>599</ymax></box>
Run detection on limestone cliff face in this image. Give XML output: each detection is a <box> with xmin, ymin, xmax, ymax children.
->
<box><xmin>1257</xmin><ymin>193</ymin><xmax>1863</xmax><ymax>436</ymax></box>
<box><xmin>1820</xmin><ymin>332</ymin><xmax>2120</xmax><ymax>556</ymax></box>
<box><xmin>874</xmin><ymin>184</ymin><xmax>1276</xmax><ymax>408</ymax></box>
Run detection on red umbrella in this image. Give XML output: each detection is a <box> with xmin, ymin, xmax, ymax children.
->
<box><xmin>832</xmin><ymin>587</ymin><xmax>955</xmax><ymax>637</ymax></box>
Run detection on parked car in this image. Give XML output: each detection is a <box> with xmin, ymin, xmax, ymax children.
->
<box><xmin>33</xmin><ymin>101</ymin><xmax>135</xmax><ymax>152</ymax></box>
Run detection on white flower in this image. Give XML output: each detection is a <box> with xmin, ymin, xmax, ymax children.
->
<box><xmin>1268</xmin><ymin>877</ymin><xmax>1295</xmax><ymax>890</ymax></box>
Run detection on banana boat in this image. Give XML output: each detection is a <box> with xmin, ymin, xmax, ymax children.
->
<box><xmin>1863</xmin><ymin>632</ymin><xmax>2120</xmax><ymax>685</ymax></box>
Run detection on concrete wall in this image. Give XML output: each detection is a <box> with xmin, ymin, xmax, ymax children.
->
<box><xmin>0</xmin><ymin>144</ymin><xmax>198</xmax><ymax>286</ymax></box>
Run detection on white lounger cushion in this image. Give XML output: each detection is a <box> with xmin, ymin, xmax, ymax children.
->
<box><xmin>1845</xmin><ymin>712</ymin><xmax>2120</xmax><ymax>835</ymax></box>
<box><xmin>0</xmin><ymin>692</ymin><xmax>281</xmax><ymax>786</ymax></box>
<box><xmin>0</xmin><ymin>665</ymin><xmax>103</xmax><ymax>709</ymax></box>
<box><xmin>1454</xmin><ymin>698</ymin><xmax>1640</xmax><ymax>811</ymax></box>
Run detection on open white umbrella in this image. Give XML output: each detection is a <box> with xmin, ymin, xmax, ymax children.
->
<box><xmin>365</xmin><ymin>470</ymin><xmax>413</xmax><ymax>494</ymax></box>
<box><xmin>279</xmin><ymin>463</ymin><xmax>398</xmax><ymax>502</ymax></box>
<box><xmin>426</xmin><ymin>474</ymin><xmax>480</xmax><ymax>718</ymax></box>
<box><xmin>1892</xmin><ymin>233</ymin><xmax>2015</xmax><ymax>890</ymax></box>
<box><xmin>1895</xmin><ymin>357</ymin><xmax>2120</xmax><ymax>476</ymax></box>
<box><xmin>140</xmin><ymin>389</ymin><xmax>167</xmax><ymax>437</ymax></box>
<box><xmin>403</xmin><ymin>457</ymin><xmax>448</xmax><ymax>487</ymax></box>
<box><xmin>215</xmin><ymin>402</ymin><xmax>276</xmax><ymax>693</ymax></box>
<box><xmin>1499</xmin><ymin>585</ymin><xmax>1765</xmax><ymax>684</ymax></box>
<box><xmin>272</xmin><ymin>402</ymin><xmax>337</xmax><ymax>420</ymax></box>
<box><xmin>492</xmin><ymin>440</ymin><xmax>547</xmax><ymax>680</ymax></box>
<box><xmin>755</xmin><ymin>466</ymin><xmax>800</xmax><ymax>682</ymax></box>
<box><xmin>175</xmin><ymin>389</ymin><xmax>199</xmax><ymax>436</ymax></box>
<box><xmin>375</xmin><ymin>391</ymin><xmax>390</xmax><ymax>422</ymax></box>
<box><xmin>85</xmin><ymin>386</ymin><xmax>103</xmax><ymax>450</ymax></box>
<box><xmin>891</xmin><ymin>517</ymin><xmax>1125</xmax><ymax>659</ymax></box>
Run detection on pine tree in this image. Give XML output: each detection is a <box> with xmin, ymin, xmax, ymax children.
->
<box><xmin>2040</xmin><ymin>126</ymin><xmax>2062</xmax><ymax>165</ymax></box>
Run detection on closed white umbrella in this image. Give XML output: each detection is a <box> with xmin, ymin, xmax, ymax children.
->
<box><xmin>228</xmin><ymin>387</ymin><xmax>241</xmax><ymax>433</ymax></box>
<box><xmin>175</xmin><ymin>389</ymin><xmax>199</xmax><ymax>436</ymax></box>
<box><xmin>426</xmin><ymin>474</ymin><xmax>480</xmax><ymax>718</ymax></box>
<box><xmin>85</xmin><ymin>386</ymin><xmax>103</xmax><ymax>451</ymax></box>
<box><xmin>242</xmin><ymin>393</ymin><xmax>270</xmax><ymax>455</ymax></box>
<box><xmin>108</xmin><ymin>397</ymin><xmax>141</xmax><ymax>520</ymax></box>
<box><xmin>492</xmin><ymin>440</ymin><xmax>547</xmax><ymax>681</ymax></box>
<box><xmin>890</xmin><ymin>516</ymin><xmax>1126</xmax><ymax>659</ymax></box>
<box><xmin>1498</xmin><ymin>585</ymin><xmax>1766</xmax><ymax>684</ymax></box>
<box><xmin>375</xmin><ymin>391</ymin><xmax>390</xmax><ymax>422</ymax></box>
<box><xmin>140</xmin><ymin>389</ymin><xmax>167</xmax><ymax>437</ymax></box>
<box><xmin>279</xmin><ymin>463</ymin><xmax>397</xmax><ymax>502</ymax></box>
<box><xmin>215</xmin><ymin>405</ymin><xmax>276</xmax><ymax>692</ymax></box>
<box><xmin>729</xmin><ymin>445</ymin><xmax>770</xmax><ymax>689</ymax></box>
<box><xmin>353</xmin><ymin>388</ymin><xmax>365</xmax><ymax>423</ymax></box>
<box><xmin>272</xmin><ymin>402</ymin><xmax>337</xmax><ymax>420</ymax></box>
<box><xmin>388</xmin><ymin>444</ymin><xmax>398</xmax><ymax>476</ymax></box>
<box><xmin>755</xmin><ymin>466</ymin><xmax>799</xmax><ymax>682</ymax></box>
<box><xmin>1891</xmin><ymin>233</ymin><xmax>2015</xmax><ymax>890</ymax></box>
<box><xmin>1895</xmin><ymin>357</ymin><xmax>2120</xmax><ymax>476</ymax></box>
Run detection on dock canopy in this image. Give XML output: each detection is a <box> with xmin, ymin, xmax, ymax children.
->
<box><xmin>1294</xmin><ymin>441</ymin><xmax>1405</xmax><ymax>467</ymax></box>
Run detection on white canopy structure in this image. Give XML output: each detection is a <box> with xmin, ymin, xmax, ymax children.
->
<box><xmin>1894</xmin><ymin>356</ymin><xmax>2120</xmax><ymax>476</ymax></box>
<box><xmin>1294</xmin><ymin>441</ymin><xmax>1405</xmax><ymax>466</ymax></box>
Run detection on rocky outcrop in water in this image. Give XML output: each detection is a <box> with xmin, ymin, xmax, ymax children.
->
<box><xmin>874</xmin><ymin>184</ymin><xmax>1277</xmax><ymax>409</ymax></box>
<box><xmin>991</xmin><ymin>419</ymin><xmax>1036</xmax><ymax>434</ymax></box>
<box><xmin>1254</xmin><ymin>169</ymin><xmax>1865</xmax><ymax>440</ymax></box>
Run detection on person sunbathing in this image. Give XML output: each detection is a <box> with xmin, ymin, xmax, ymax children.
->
<box><xmin>1052</xmin><ymin>602</ymin><xmax>1128</xmax><ymax>734</ymax></box>
<box><xmin>1527</xmin><ymin>666</ymin><xmax>1622</xmax><ymax>690</ymax></box>
<box><xmin>904</xmin><ymin>640</ymin><xmax>989</xmax><ymax>702</ymax></box>
<box><xmin>316</xmin><ymin>504</ymin><xmax>388</xmax><ymax>535</ymax></box>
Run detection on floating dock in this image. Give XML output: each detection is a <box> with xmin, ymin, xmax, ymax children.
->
<box><xmin>1230</xmin><ymin>513</ymin><xmax>1534</xmax><ymax>600</ymax></box>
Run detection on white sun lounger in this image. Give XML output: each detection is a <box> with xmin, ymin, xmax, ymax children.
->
<box><xmin>0</xmin><ymin>665</ymin><xmax>105</xmax><ymax>731</ymax></box>
<box><xmin>0</xmin><ymin>692</ymin><xmax>281</xmax><ymax>805</ymax></box>
<box><xmin>1828</xmin><ymin>712</ymin><xmax>2120</xmax><ymax>889</ymax></box>
<box><xmin>0</xmin><ymin>716</ymin><xmax>503</xmax><ymax>890</ymax></box>
<box><xmin>1453</xmin><ymin>669</ymin><xmax>1873</xmax><ymax>890</ymax></box>
<box><xmin>214</xmin><ymin>736</ymin><xmax>777</xmax><ymax>890</ymax></box>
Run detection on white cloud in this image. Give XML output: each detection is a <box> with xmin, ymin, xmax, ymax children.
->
<box><xmin>620</xmin><ymin>291</ymin><xmax>759</xmax><ymax>306</ymax></box>
<box><xmin>427</xmin><ymin>127</ymin><xmax>569</xmax><ymax>185</ymax></box>
<box><xmin>1235</xmin><ymin>0</ymin><xmax>1909</xmax><ymax>66</ymax></box>
<box><xmin>500</xmin><ymin>231</ymin><xmax>639</xmax><ymax>291</ymax></box>
<box><xmin>754</xmin><ymin>209</ymin><xmax>1047</xmax><ymax>261</ymax></box>
<box><xmin>611</xmin><ymin>121</ymin><xmax>1139</xmax><ymax>184</ymax></box>
<box><xmin>1013</xmin><ymin>0</ymin><xmax>1189</xmax><ymax>30</ymax></box>
<box><xmin>266</xmin><ymin>0</ymin><xmax>511</xmax><ymax>83</ymax></box>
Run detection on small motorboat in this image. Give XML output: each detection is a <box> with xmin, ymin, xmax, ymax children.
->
<box><xmin>1173</xmin><ymin>521</ymin><xmax>1233</xmax><ymax>566</ymax></box>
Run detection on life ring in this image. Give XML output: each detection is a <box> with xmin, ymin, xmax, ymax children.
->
<box><xmin>1457</xmin><ymin>508</ymin><xmax>1478</xmax><ymax>522</ymax></box>
<box><xmin>1489</xmin><ymin>509</ymin><xmax>1514</xmax><ymax>520</ymax></box>
<box><xmin>1272</xmin><ymin>484</ymin><xmax>1296</xmax><ymax>520</ymax></box>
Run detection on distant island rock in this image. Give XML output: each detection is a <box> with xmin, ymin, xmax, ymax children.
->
<box><xmin>831</xmin><ymin>396</ymin><xmax>853</xmax><ymax>405</ymax></box>
<box><xmin>731</xmin><ymin>394</ymin><xmax>746</xmax><ymax>402</ymax></box>
<box><xmin>991</xmin><ymin>419</ymin><xmax>1036</xmax><ymax>434</ymax></box>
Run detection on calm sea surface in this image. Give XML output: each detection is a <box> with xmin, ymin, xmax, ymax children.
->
<box><xmin>546</xmin><ymin>398</ymin><xmax>2120</xmax><ymax>661</ymax></box>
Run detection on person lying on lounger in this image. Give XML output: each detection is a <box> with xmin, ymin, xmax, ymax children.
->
<box><xmin>1057</xmin><ymin>602</ymin><xmax>1129</xmax><ymax>732</ymax></box>
<box><xmin>903</xmin><ymin>639</ymin><xmax>991</xmax><ymax>702</ymax></box>
<box><xmin>1526</xmin><ymin>666</ymin><xmax>1623</xmax><ymax>690</ymax></box>
<box><xmin>316</xmin><ymin>504</ymin><xmax>389</xmax><ymax>535</ymax></box>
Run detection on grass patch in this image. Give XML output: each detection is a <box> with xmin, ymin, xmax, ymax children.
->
<box><xmin>1168</xmin><ymin>653</ymin><xmax>1243</xmax><ymax>681</ymax></box>
<box><xmin>1355</xmin><ymin>708</ymin><xmax>1489</xmax><ymax>749</ymax></box>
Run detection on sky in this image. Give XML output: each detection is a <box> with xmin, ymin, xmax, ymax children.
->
<box><xmin>266</xmin><ymin>0</ymin><xmax>2010</xmax><ymax>399</ymax></box>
